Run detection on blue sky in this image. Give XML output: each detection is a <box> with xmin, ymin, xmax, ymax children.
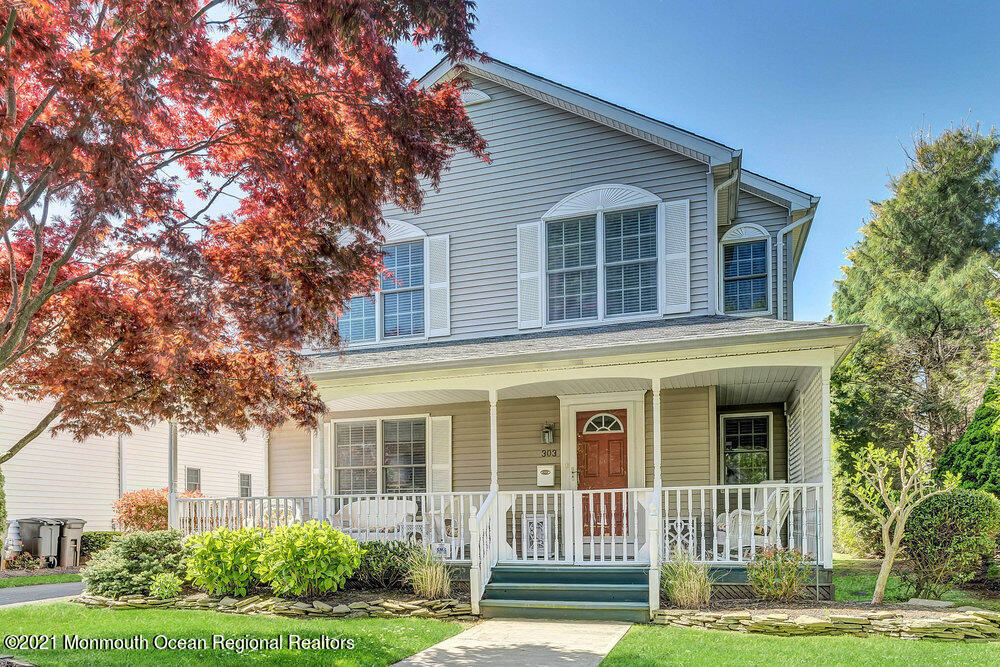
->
<box><xmin>396</xmin><ymin>0</ymin><xmax>1000</xmax><ymax>321</ymax></box>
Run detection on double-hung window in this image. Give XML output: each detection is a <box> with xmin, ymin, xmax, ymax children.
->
<box><xmin>238</xmin><ymin>473</ymin><xmax>252</xmax><ymax>498</ymax></box>
<box><xmin>546</xmin><ymin>216</ymin><xmax>598</xmax><ymax>322</ymax></box>
<box><xmin>720</xmin><ymin>415</ymin><xmax>770</xmax><ymax>484</ymax></box>
<box><xmin>545</xmin><ymin>206</ymin><xmax>658</xmax><ymax>323</ymax></box>
<box><xmin>722</xmin><ymin>239</ymin><xmax>768</xmax><ymax>313</ymax></box>
<box><xmin>604</xmin><ymin>207</ymin><xmax>657</xmax><ymax>316</ymax></box>
<box><xmin>337</xmin><ymin>240</ymin><xmax>425</xmax><ymax>343</ymax></box>
<box><xmin>185</xmin><ymin>467</ymin><xmax>201</xmax><ymax>493</ymax></box>
<box><xmin>333</xmin><ymin>418</ymin><xmax>427</xmax><ymax>494</ymax></box>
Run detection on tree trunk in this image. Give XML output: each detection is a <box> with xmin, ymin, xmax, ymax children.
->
<box><xmin>872</xmin><ymin>549</ymin><xmax>895</xmax><ymax>604</ymax></box>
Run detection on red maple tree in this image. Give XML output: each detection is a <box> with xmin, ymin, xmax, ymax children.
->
<box><xmin>0</xmin><ymin>1</ymin><xmax>486</xmax><ymax>465</ymax></box>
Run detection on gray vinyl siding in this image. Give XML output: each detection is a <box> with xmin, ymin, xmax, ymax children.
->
<box><xmin>723</xmin><ymin>190</ymin><xmax>792</xmax><ymax>319</ymax></box>
<box><xmin>382</xmin><ymin>74</ymin><xmax>711</xmax><ymax>340</ymax></box>
<box><xmin>644</xmin><ymin>388</ymin><xmax>714</xmax><ymax>487</ymax></box>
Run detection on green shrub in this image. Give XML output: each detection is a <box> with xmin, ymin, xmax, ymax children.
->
<box><xmin>407</xmin><ymin>548</ymin><xmax>450</xmax><ymax>599</ymax></box>
<box><xmin>746</xmin><ymin>547</ymin><xmax>810</xmax><ymax>601</ymax></box>
<box><xmin>349</xmin><ymin>540</ymin><xmax>422</xmax><ymax>590</ymax></box>
<box><xmin>255</xmin><ymin>521</ymin><xmax>361</xmax><ymax>597</ymax></box>
<box><xmin>149</xmin><ymin>573</ymin><xmax>183</xmax><ymax>600</ymax></box>
<box><xmin>661</xmin><ymin>551</ymin><xmax>712</xmax><ymax>608</ymax></box>
<box><xmin>936</xmin><ymin>384</ymin><xmax>1000</xmax><ymax>496</ymax></box>
<box><xmin>81</xmin><ymin>532</ymin><xmax>120</xmax><ymax>558</ymax></box>
<box><xmin>185</xmin><ymin>527</ymin><xmax>264</xmax><ymax>597</ymax></box>
<box><xmin>902</xmin><ymin>488</ymin><xmax>1000</xmax><ymax>598</ymax></box>
<box><xmin>81</xmin><ymin>530</ymin><xmax>185</xmax><ymax>598</ymax></box>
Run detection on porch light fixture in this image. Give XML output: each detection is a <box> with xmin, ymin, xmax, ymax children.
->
<box><xmin>541</xmin><ymin>422</ymin><xmax>556</xmax><ymax>444</ymax></box>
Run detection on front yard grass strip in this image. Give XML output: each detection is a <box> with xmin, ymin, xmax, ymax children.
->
<box><xmin>833</xmin><ymin>557</ymin><xmax>1000</xmax><ymax>611</ymax></box>
<box><xmin>0</xmin><ymin>602</ymin><xmax>463</xmax><ymax>666</ymax></box>
<box><xmin>602</xmin><ymin>624</ymin><xmax>1000</xmax><ymax>666</ymax></box>
<box><xmin>0</xmin><ymin>574</ymin><xmax>82</xmax><ymax>588</ymax></box>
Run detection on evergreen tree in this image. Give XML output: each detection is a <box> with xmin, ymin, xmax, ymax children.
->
<box><xmin>937</xmin><ymin>384</ymin><xmax>1000</xmax><ymax>496</ymax></box>
<box><xmin>833</xmin><ymin>126</ymin><xmax>1000</xmax><ymax>460</ymax></box>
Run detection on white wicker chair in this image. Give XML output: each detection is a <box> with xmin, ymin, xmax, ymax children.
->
<box><xmin>714</xmin><ymin>482</ymin><xmax>790</xmax><ymax>558</ymax></box>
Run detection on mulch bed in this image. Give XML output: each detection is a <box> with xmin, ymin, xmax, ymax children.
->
<box><xmin>0</xmin><ymin>566</ymin><xmax>81</xmax><ymax>579</ymax></box>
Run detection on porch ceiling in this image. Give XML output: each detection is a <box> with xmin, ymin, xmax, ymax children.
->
<box><xmin>324</xmin><ymin>388</ymin><xmax>487</xmax><ymax>411</ymax></box>
<box><xmin>661</xmin><ymin>366</ymin><xmax>807</xmax><ymax>406</ymax></box>
<box><xmin>497</xmin><ymin>377</ymin><xmax>651</xmax><ymax>400</ymax></box>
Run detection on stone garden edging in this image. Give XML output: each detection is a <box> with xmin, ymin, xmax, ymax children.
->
<box><xmin>652</xmin><ymin>608</ymin><xmax>1000</xmax><ymax>641</ymax></box>
<box><xmin>71</xmin><ymin>593</ymin><xmax>476</xmax><ymax>621</ymax></box>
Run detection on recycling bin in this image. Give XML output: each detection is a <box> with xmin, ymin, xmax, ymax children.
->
<box><xmin>56</xmin><ymin>518</ymin><xmax>86</xmax><ymax>567</ymax></box>
<box><xmin>17</xmin><ymin>518</ymin><xmax>61</xmax><ymax>567</ymax></box>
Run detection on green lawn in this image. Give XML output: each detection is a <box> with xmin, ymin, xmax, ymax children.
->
<box><xmin>602</xmin><ymin>624</ymin><xmax>1000</xmax><ymax>666</ymax></box>
<box><xmin>833</xmin><ymin>556</ymin><xmax>1000</xmax><ymax>611</ymax></box>
<box><xmin>0</xmin><ymin>602</ymin><xmax>462</xmax><ymax>665</ymax></box>
<box><xmin>0</xmin><ymin>574</ymin><xmax>82</xmax><ymax>588</ymax></box>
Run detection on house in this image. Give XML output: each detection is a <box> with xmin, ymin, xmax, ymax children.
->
<box><xmin>174</xmin><ymin>58</ymin><xmax>863</xmax><ymax>620</ymax></box>
<box><xmin>2</xmin><ymin>399</ymin><xmax>268</xmax><ymax>531</ymax></box>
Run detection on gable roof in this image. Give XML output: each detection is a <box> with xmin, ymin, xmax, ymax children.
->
<box><xmin>422</xmin><ymin>57</ymin><xmax>815</xmax><ymax>213</ymax></box>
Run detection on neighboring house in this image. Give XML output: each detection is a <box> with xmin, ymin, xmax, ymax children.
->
<box><xmin>2</xmin><ymin>399</ymin><xmax>267</xmax><ymax>531</ymax></box>
<box><xmin>179</xmin><ymin>58</ymin><xmax>864</xmax><ymax>620</ymax></box>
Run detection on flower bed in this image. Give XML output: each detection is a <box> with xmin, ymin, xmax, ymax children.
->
<box><xmin>71</xmin><ymin>592</ymin><xmax>475</xmax><ymax>620</ymax></box>
<box><xmin>652</xmin><ymin>608</ymin><xmax>1000</xmax><ymax>641</ymax></box>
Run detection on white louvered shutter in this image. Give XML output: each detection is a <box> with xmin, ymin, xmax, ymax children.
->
<box><xmin>428</xmin><ymin>416</ymin><xmax>453</xmax><ymax>493</ymax></box>
<box><xmin>661</xmin><ymin>199</ymin><xmax>691</xmax><ymax>314</ymax></box>
<box><xmin>425</xmin><ymin>234</ymin><xmax>451</xmax><ymax>337</ymax></box>
<box><xmin>517</xmin><ymin>221</ymin><xmax>544</xmax><ymax>329</ymax></box>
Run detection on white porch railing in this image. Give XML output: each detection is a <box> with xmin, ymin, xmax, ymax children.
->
<box><xmin>497</xmin><ymin>488</ymin><xmax>657</xmax><ymax>564</ymax></box>
<box><xmin>469</xmin><ymin>491</ymin><xmax>499</xmax><ymax>615</ymax></box>
<box><xmin>178</xmin><ymin>496</ymin><xmax>316</xmax><ymax>536</ymax></box>
<box><xmin>660</xmin><ymin>483</ymin><xmax>824</xmax><ymax>564</ymax></box>
<box><xmin>176</xmin><ymin>483</ymin><xmax>824</xmax><ymax>569</ymax></box>
<box><xmin>325</xmin><ymin>492</ymin><xmax>487</xmax><ymax>561</ymax></box>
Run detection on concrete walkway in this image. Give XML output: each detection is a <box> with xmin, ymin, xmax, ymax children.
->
<box><xmin>0</xmin><ymin>581</ymin><xmax>84</xmax><ymax>607</ymax></box>
<box><xmin>396</xmin><ymin>618</ymin><xmax>631</xmax><ymax>666</ymax></box>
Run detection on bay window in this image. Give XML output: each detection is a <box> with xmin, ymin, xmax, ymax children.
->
<box><xmin>333</xmin><ymin>418</ymin><xmax>427</xmax><ymax>495</ymax></box>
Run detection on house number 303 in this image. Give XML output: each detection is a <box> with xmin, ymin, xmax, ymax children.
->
<box><xmin>540</xmin><ymin>449</ymin><xmax>558</xmax><ymax>457</ymax></box>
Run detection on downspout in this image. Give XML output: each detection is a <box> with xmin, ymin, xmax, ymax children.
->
<box><xmin>712</xmin><ymin>171</ymin><xmax>740</xmax><ymax>314</ymax></box>
<box><xmin>776</xmin><ymin>208</ymin><xmax>816</xmax><ymax>320</ymax></box>
<box><xmin>117</xmin><ymin>435</ymin><xmax>126</xmax><ymax>497</ymax></box>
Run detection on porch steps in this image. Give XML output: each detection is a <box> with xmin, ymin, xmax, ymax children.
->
<box><xmin>480</xmin><ymin>565</ymin><xmax>649</xmax><ymax>622</ymax></box>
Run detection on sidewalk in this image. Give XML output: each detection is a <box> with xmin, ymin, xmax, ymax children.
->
<box><xmin>396</xmin><ymin>618</ymin><xmax>631</xmax><ymax>666</ymax></box>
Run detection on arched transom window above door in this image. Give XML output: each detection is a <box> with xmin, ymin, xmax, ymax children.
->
<box><xmin>582</xmin><ymin>413</ymin><xmax>625</xmax><ymax>433</ymax></box>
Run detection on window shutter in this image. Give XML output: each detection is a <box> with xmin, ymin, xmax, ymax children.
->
<box><xmin>425</xmin><ymin>234</ymin><xmax>451</xmax><ymax>337</ymax></box>
<box><xmin>517</xmin><ymin>221</ymin><xmax>544</xmax><ymax>329</ymax></box>
<box><xmin>660</xmin><ymin>199</ymin><xmax>691</xmax><ymax>314</ymax></box>
<box><xmin>428</xmin><ymin>416</ymin><xmax>452</xmax><ymax>493</ymax></box>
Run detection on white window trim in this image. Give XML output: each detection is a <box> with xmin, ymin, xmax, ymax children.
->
<box><xmin>341</xmin><ymin>237</ymin><xmax>431</xmax><ymax>348</ymax></box>
<box><xmin>185</xmin><ymin>466</ymin><xmax>202</xmax><ymax>493</ymax></box>
<box><xmin>329</xmin><ymin>414</ymin><xmax>430</xmax><ymax>494</ymax></box>
<box><xmin>541</xmin><ymin>188</ymin><xmax>665</xmax><ymax>328</ymax></box>
<box><xmin>718</xmin><ymin>223</ymin><xmax>773</xmax><ymax>317</ymax></box>
<box><xmin>238</xmin><ymin>472</ymin><xmax>252</xmax><ymax>498</ymax></box>
<box><xmin>718</xmin><ymin>411</ymin><xmax>774</xmax><ymax>484</ymax></box>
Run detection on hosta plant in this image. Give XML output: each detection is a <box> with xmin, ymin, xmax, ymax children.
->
<box><xmin>185</xmin><ymin>527</ymin><xmax>264</xmax><ymax>597</ymax></box>
<box><xmin>150</xmin><ymin>573</ymin><xmax>183</xmax><ymax>600</ymax></box>
<box><xmin>255</xmin><ymin>522</ymin><xmax>361</xmax><ymax>598</ymax></box>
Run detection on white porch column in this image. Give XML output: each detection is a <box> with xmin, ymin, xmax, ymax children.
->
<box><xmin>166</xmin><ymin>420</ymin><xmax>178</xmax><ymax>529</ymax></box>
<box><xmin>315</xmin><ymin>420</ymin><xmax>327</xmax><ymax>522</ymax></box>
<box><xmin>489</xmin><ymin>388</ymin><xmax>499</xmax><ymax>492</ymax></box>
<box><xmin>651</xmin><ymin>377</ymin><xmax>662</xmax><ymax>490</ymax></box>
<box><xmin>821</xmin><ymin>365</ymin><xmax>834</xmax><ymax>569</ymax></box>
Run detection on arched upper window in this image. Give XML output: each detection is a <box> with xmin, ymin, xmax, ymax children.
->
<box><xmin>719</xmin><ymin>223</ymin><xmax>771</xmax><ymax>315</ymax></box>
<box><xmin>583</xmin><ymin>413</ymin><xmax>625</xmax><ymax>433</ymax></box>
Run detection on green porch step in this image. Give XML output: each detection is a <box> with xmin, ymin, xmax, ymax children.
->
<box><xmin>484</xmin><ymin>581</ymin><xmax>648</xmax><ymax>603</ymax></box>
<box><xmin>479</xmin><ymin>598</ymin><xmax>650</xmax><ymax>622</ymax></box>
<box><xmin>489</xmin><ymin>564</ymin><xmax>648</xmax><ymax>586</ymax></box>
<box><xmin>482</xmin><ymin>564</ymin><xmax>650</xmax><ymax>621</ymax></box>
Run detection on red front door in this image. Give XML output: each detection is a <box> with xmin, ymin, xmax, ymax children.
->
<box><xmin>576</xmin><ymin>410</ymin><xmax>628</xmax><ymax>537</ymax></box>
